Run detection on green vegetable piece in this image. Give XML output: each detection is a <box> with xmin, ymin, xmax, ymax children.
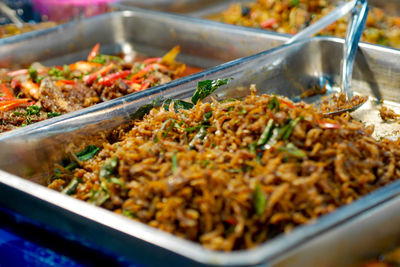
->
<box><xmin>269</xmin><ymin>96</ymin><xmax>280</xmax><ymax>112</ymax></box>
<box><xmin>281</xmin><ymin>116</ymin><xmax>303</xmax><ymax>140</ymax></box>
<box><xmin>47</xmin><ymin>112</ymin><xmax>61</xmax><ymax>118</ymax></box>
<box><xmin>76</xmin><ymin>145</ymin><xmax>100</xmax><ymax>161</ymax></box>
<box><xmin>163</xmin><ymin>99</ymin><xmax>194</xmax><ymax>111</ymax></box>
<box><xmin>257</xmin><ymin>118</ymin><xmax>275</xmax><ymax>146</ymax></box>
<box><xmin>249</xmin><ymin>142</ymin><xmax>257</xmax><ymax>154</ymax></box>
<box><xmin>172</xmin><ymin>153</ymin><xmax>178</xmax><ymax>173</ymax></box>
<box><xmin>162</xmin><ymin>120</ymin><xmax>175</xmax><ymax>138</ymax></box>
<box><xmin>90</xmin><ymin>189</ymin><xmax>109</xmax><ymax>206</ymax></box>
<box><xmin>90</xmin><ymin>54</ymin><xmax>107</xmax><ymax>65</ymax></box>
<box><xmin>184</xmin><ymin>124</ymin><xmax>210</xmax><ymax>132</ymax></box>
<box><xmin>26</xmin><ymin>105</ymin><xmax>41</xmax><ymax>116</ymax></box>
<box><xmin>122</xmin><ymin>209</ymin><xmax>137</xmax><ymax>219</ymax></box>
<box><xmin>48</xmin><ymin>67</ymin><xmax>64</xmax><ymax>78</ymax></box>
<box><xmin>28</xmin><ymin>66</ymin><xmax>38</xmax><ymax>83</ymax></box>
<box><xmin>290</xmin><ymin>0</ymin><xmax>299</xmax><ymax>6</ymax></box>
<box><xmin>252</xmin><ymin>183</ymin><xmax>267</xmax><ymax>216</ymax></box>
<box><xmin>191</xmin><ymin>78</ymin><xmax>231</xmax><ymax>104</ymax></box>
<box><xmin>99</xmin><ymin>157</ymin><xmax>119</xmax><ymax>179</ymax></box>
<box><xmin>110</xmin><ymin>177</ymin><xmax>125</xmax><ymax>187</ymax></box>
<box><xmin>189</xmin><ymin>127</ymin><xmax>208</xmax><ymax>150</ymax></box>
<box><xmin>278</xmin><ymin>143</ymin><xmax>307</xmax><ymax>159</ymax></box>
<box><xmin>130</xmin><ymin>104</ymin><xmax>154</xmax><ymax>120</ymax></box>
<box><xmin>203</xmin><ymin>111</ymin><xmax>212</xmax><ymax>121</ymax></box>
<box><xmin>62</xmin><ymin>178</ymin><xmax>80</xmax><ymax>195</ymax></box>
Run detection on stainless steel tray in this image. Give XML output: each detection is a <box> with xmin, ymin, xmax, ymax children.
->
<box><xmin>0</xmin><ymin>9</ymin><xmax>287</xmax><ymax>136</ymax></box>
<box><xmin>0</xmin><ymin>36</ymin><xmax>399</xmax><ymax>266</ymax></box>
<box><xmin>0</xmin><ymin>9</ymin><xmax>286</xmax><ymax>70</ymax></box>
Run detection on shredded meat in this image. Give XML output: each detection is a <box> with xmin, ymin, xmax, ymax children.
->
<box><xmin>48</xmin><ymin>88</ymin><xmax>400</xmax><ymax>251</ymax></box>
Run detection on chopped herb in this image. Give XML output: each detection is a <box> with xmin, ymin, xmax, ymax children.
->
<box><xmin>76</xmin><ymin>145</ymin><xmax>100</xmax><ymax>161</ymax></box>
<box><xmin>163</xmin><ymin>99</ymin><xmax>194</xmax><ymax>111</ymax></box>
<box><xmin>189</xmin><ymin>127</ymin><xmax>208</xmax><ymax>150</ymax></box>
<box><xmin>122</xmin><ymin>209</ymin><xmax>137</xmax><ymax>219</ymax></box>
<box><xmin>90</xmin><ymin>189</ymin><xmax>109</xmax><ymax>206</ymax></box>
<box><xmin>48</xmin><ymin>67</ymin><xmax>64</xmax><ymax>78</ymax></box>
<box><xmin>257</xmin><ymin>119</ymin><xmax>275</xmax><ymax>146</ymax></box>
<box><xmin>162</xmin><ymin>120</ymin><xmax>175</xmax><ymax>138</ymax></box>
<box><xmin>203</xmin><ymin>111</ymin><xmax>212</xmax><ymax>121</ymax></box>
<box><xmin>184</xmin><ymin>124</ymin><xmax>210</xmax><ymax>132</ymax></box>
<box><xmin>191</xmin><ymin>78</ymin><xmax>231</xmax><ymax>104</ymax></box>
<box><xmin>99</xmin><ymin>157</ymin><xmax>119</xmax><ymax>179</ymax></box>
<box><xmin>239</xmin><ymin>108</ymin><xmax>247</xmax><ymax>114</ymax></box>
<box><xmin>252</xmin><ymin>183</ymin><xmax>267</xmax><ymax>216</ymax></box>
<box><xmin>13</xmin><ymin>111</ymin><xmax>24</xmax><ymax>116</ymax></box>
<box><xmin>269</xmin><ymin>96</ymin><xmax>280</xmax><ymax>112</ymax></box>
<box><xmin>278</xmin><ymin>143</ymin><xmax>307</xmax><ymax>159</ymax></box>
<box><xmin>249</xmin><ymin>142</ymin><xmax>257</xmax><ymax>154</ymax></box>
<box><xmin>281</xmin><ymin>116</ymin><xmax>303</xmax><ymax>140</ymax></box>
<box><xmin>28</xmin><ymin>66</ymin><xmax>38</xmax><ymax>83</ymax></box>
<box><xmin>90</xmin><ymin>54</ymin><xmax>123</xmax><ymax>65</ymax></box>
<box><xmin>220</xmin><ymin>98</ymin><xmax>238</xmax><ymax>103</ymax></box>
<box><xmin>47</xmin><ymin>112</ymin><xmax>61</xmax><ymax>118</ymax></box>
<box><xmin>130</xmin><ymin>104</ymin><xmax>154</xmax><ymax>120</ymax></box>
<box><xmin>64</xmin><ymin>145</ymin><xmax>100</xmax><ymax>171</ymax></box>
<box><xmin>110</xmin><ymin>177</ymin><xmax>125</xmax><ymax>187</ymax></box>
<box><xmin>201</xmin><ymin>160</ymin><xmax>210</xmax><ymax>167</ymax></box>
<box><xmin>62</xmin><ymin>178</ymin><xmax>80</xmax><ymax>195</ymax></box>
<box><xmin>172</xmin><ymin>153</ymin><xmax>178</xmax><ymax>173</ymax></box>
<box><xmin>26</xmin><ymin>105</ymin><xmax>41</xmax><ymax>116</ymax></box>
<box><xmin>290</xmin><ymin>0</ymin><xmax>299</xmax><ymax>6</ymax></box>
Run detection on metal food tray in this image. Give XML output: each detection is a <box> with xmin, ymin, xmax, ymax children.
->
<box><xmin>0</xmin><ymin>9</ymin><xmax>286</xmax><ymax>70</ymax></box>
<box><xmin>115</xmin><ymin>0</ymin><xmax>400</xmax><ymax>46</ymax></box>
<box><xmin>0</xmin><ymin>9</ymin><xmax>288</xmax><ymax>137</ymax></box>
<box><xmin>0</xmin><ymin>36</ymin><xmax>400</xmax><ymax>266</ymax></box>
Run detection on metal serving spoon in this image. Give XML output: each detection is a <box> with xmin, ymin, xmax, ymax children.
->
<box><xmin>320</xmin><ymin>0</ymin><xmax>369</xmax><ymax>116</ymax></box>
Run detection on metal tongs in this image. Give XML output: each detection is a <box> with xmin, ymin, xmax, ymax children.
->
<box><xmin>282</xmin><ymin>0</ymin><xmax>369</xmax><ymax>115</ymax></box>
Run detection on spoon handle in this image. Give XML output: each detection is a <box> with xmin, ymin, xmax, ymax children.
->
<box><xmin>340</xmin><ymin>0</ymin><xmax>369</xmax><ymax>100</ymax></box>
<box><xmin>287</xmin><ymin>0</ymin><xmax>356</xmax><ymax>44</ymax></box>
<box><xmin>0</xmin><ymin>2</ymin><xmax>24</xmax><ymax>29</ymax></box>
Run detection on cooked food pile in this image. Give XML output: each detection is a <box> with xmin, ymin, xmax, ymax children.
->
<box><xmin>210</xmin><ymin>0</ymin><xmax>400</xmax><ymax>48</ymax></box>
<box><xmin>0</xmin><ymin>22</ymin><xmax>57</xmax><ymax>38</ymax></box>
<box><xmin>48</xmin><ymin>82</ymin><xmax>400</xmax><ymax>251</ymax></box>
<box><xmin>0</xmin><ymin>44</ymin><xmax>190</xmax><ymax>133</ymax></box>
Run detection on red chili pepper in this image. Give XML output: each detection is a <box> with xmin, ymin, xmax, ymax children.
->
<box><xmin>83</xmin><ymin>63</ymin><xmax>115</xmax><ymax>85</ymax></box>
<box><xmin>0</xmin><ymin>99</ymin><xmax>33</xmax><ymax>111</ymax></box>
<box><xmin>0</xmin><ymin>84</ymin><xmax>14</xmax><ymax>99</ymax></box>
<box><xmin>139</xmin><ymin>81</ymin><xmax>151</xmax><ymax>91</ymax></box>
<box><xmin>318</xmin><ymin>120</ymin><xmax>341</xmax><ymax>129</ymax></box>
<box><xmin>143</xmin><ymin>57</ymin><xmax>160</xmax><ymax>64</ymax></box>
<box><xmin>88</xmin><ymin>43</ymin><xmax>100</xmax><ymax>61</ymax></box>
<box><xmin>56</xmin><ymin>80</ymin><xmax>77</xmax><ymax>87</ymax></box>
<box><xmin>225</xmin><ymin>217</ymin><xmax>237</xmax><ymax>225</ymax></box>
<box><xmin>98</xmin><ymin>70</ymin><xmax>132</xmax><ymax>86</ymax></box>
<box><xmin>129</xmin><ymin>64</ymin><xmax>155</xmax><ymax>81</ymax></box>
<box><xmin>278</xmin><ymin>98</ymin><xmax>295</xmax><ymax>108</ymax></box>
<box><xmin>260</xmin><ymin>18</ymin><xmax>278</xmax><ymax>29</ymax></box>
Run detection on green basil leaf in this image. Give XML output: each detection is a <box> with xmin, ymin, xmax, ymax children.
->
<box><xmin>191</xmin><ymin>78</ymin><xmax>231</xmax><ymax>104</ymax></box>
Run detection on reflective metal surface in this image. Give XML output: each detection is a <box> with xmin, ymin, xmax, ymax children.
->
<box><xmin>0</xmin><ymin>9</ymin><xmax>286</xmax><ymax>70</ymax></box>
<box><xmin>0</xmin><ymin>37</ymin><xmax>400</xmax><ymax>266</ymax></box>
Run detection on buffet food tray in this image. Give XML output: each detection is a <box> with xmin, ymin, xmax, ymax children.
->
<box><xmin>0</xmin><ymin>9</ymin><xmax>286</xmax><ymax>70</ymax></box>
<box><xmin>115</xmin><ymin>0</ymin><xmax>400</xmax><ymax>18</ymax></box>
<box><xmin>0</xmin><ymin>9</ymin><xmax>288</xmax><ymax>137</ymax></box>
<box><xmin>0</xmin><ymin>36</ymin><xmax>400</xmax><ymax>266</ymax></box>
